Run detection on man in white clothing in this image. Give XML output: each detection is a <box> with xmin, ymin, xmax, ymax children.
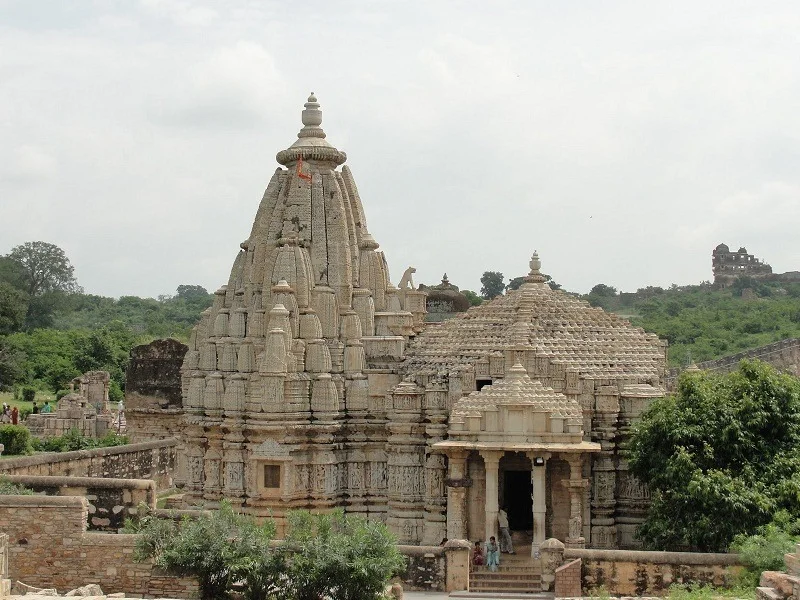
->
<box><xmin>497</xmin><ymin>507</ymin><xmax>515</xmax><ymax>554</ymax></box>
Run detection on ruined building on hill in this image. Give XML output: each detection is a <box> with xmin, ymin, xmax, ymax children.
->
<box><xmin>712</xmin><ymin>243</ymin><xmax>773</xmax><ymax>286</ymax></box>
<box><xmin>131</xmin><ymin>95</ymin><xmax>669</xmax><ymax>551</ymax></box>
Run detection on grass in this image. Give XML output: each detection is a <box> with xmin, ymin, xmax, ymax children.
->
<box><xmin>0</xmin><ymin>390</ymin><xmax>55</xmax><ymax>413</ymax></box>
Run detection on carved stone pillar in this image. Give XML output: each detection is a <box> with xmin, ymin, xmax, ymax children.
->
<box><xmin>479</xmin><ymin>450</ymin><xmax>502</xmax><ymax>543</ymax></box>
<box><xmin>445</xmin><ymin>450</ymin><xmax>469</xmax><ymax>540</ymax></box>
<box><xmin>528</xmin><ymin>452</ymin><xmax>550</xmax><ymax>554</ymax></box>
<box><xmin>565</xmin><ymin>454</ymin><xmax>588</xmax><ymax>548</ymax></box>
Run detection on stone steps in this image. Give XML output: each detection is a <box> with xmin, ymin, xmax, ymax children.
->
<box><xmin>471</xmin><ymin>568</ymin><xmax>542</xmax><ymax>594</ymax></box>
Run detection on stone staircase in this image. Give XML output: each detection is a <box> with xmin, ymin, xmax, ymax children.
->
<box><xmin>471</xmin><ymin>547</ymin><xmax>544</xmax><ymax>595</ymax></box>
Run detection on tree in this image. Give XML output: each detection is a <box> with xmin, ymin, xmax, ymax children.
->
<box><xmin>480</xmin><ymin>271</ymin><xmax>505</xmax><ymax>299</ymax></box>
<box><xmin>281</xmin><ymin>509</ymin><xmax>406</xmax><ymax>600</ymax></box>
<box><xmin>0</xmin><ymin>281</ymin><xmax>28</xmax><ymax>334</ymax></box>
<box><xmin>627</xmin><ymin>360</ymin><xmax>800</xmax><ymax>552</ymax></box>
<box><xmin>506</xmin><ymin>276</ymin><xmax>525</xmax><ymax>292</ymax></box>
<box><xmin>6</xmin><ymin>241</ymin><xmax>82</xmax><ymax>297</ymax></box>
<box><xmin>462</xmin><ymin>290</ymin><xmax>483</xmax><ymax>307</ymax></box>
<box><xmin>0</xmin><ymin>338</ymin><xmax>25</xmax><ymax>390</ymax></box>
<box><xmin>176</xmin><ymin>284</ymin><xmax>212</xmax><ymax>305</ymax></box>
<box><xmin>134</xmin><ymin>501</ymin><xmax>277</xmax><ymax>600</ymax></box>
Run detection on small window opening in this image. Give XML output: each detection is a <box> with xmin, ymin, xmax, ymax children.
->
<box><xmin>263</xmin><ymin>464</ymin><xmax>281</xmax><ymax>488</ymax></box>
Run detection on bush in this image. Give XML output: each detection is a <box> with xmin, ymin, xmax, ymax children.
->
<box><xmin>0</xmin><ymin>424</ymin><xmax>33</xmax><ymax>455</ymax></box>
<box><xmin>0</xmin><ymin>476</ymin><xmax>34</xmax><ymax>495</ymax></box>
<box><xmin>32</xmin><ymin>429</ymin><xmax>129</xmax><ymax>453</ymax></box>
<box><xmin>731</xmin><ymin>511</ymin><xmax>800</xmax><ymax>574</ymax></box>
<box><xmin>108</xmin><ymin>380</ymin><xmax>124</xmax><ymax>403</ymax></box>
<box><xmin>134</xmin><ymin>500</ymin><xmax>277</xmax><ymax>600</ymax></box>
<box><xmin>21</xmin><ymin>386</ymin><xmax>36</xmax><ymax>403</ymax></box>
<box><xmin>55</xmin><ymin>389</ymin><xmax>71</xmax><ymax>400</ymax></box>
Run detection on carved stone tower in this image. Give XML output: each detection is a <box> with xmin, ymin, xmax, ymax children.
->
<box><xmin>178</xmin><ymin>94</ymin><xmax>425</xmax><ymax>533</ymax></box>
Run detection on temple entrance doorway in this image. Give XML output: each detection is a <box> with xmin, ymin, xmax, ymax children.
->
<box><xmin>503</xmin><ymin>471</ymin><xmax>533</xmax><ymax>530</ymax></box>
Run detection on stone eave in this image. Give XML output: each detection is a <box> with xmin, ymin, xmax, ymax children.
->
<box><xmin>431</xmin><ymin>440</ymin><xmax>602</xmax><ymax>453</ymax></box>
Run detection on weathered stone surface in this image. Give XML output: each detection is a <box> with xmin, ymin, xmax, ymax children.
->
<box><xmin>125</xmin><ymin>339</ymin><xmax>188</xmax><ymax>442</ymax></box>
<box><xmin>170</xmin><ymin>95</ymin><xmax>667</xmax><ymax>552</ymax></box>
<box><xmin>26</xmin><ymin>372</ymin><xmax>113</xmax><ymax>439</ymax></box>
<box><xmin>65</xmin><ymin>584</ymin><xmax>103</xmax><ymax>596</ymax></box>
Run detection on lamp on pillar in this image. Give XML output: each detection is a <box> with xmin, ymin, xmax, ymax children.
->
<box><xmin>533</xmin><ymin>456</ymin><xmax>545</xmax><ymax>467</ymax></box>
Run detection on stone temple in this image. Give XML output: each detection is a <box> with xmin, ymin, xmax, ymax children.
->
<box><xmin>173</xmin><ymin>94</ymin><xmax>668</xmax><ymax>551</ymax></box>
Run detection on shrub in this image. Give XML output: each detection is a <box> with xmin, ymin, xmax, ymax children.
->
<box><xmin>21</xmin><ymin>386</ymin><xmax>36</xmax><ymax>403</ymax></box>
<box><xmin>108</xmin><ymin>380</ymin><xmax>124</xmax><ymax>403</ymax></box>
<box><xmin>134</xmin><ymin>500</ymin><xmax>277</xmax><ymax>600</ymax></box>
<box><xmin>0</xmin><ymin>476</ymin><xmax>34</xmax><ymax>495</ymax></box>
<box><xmin>55</xmin><ymin>389</ymin><xmax>71</xmax><ymax>400</ymax></box>
<box><xmin>731</xmin><ymin>511</ymin><xmax>800</xmax><ymax>574</ymax></box>
<box><xmin>0</xmin><ymin>424</ymin><xmax>33</xmax><ymax>455</ymax></box>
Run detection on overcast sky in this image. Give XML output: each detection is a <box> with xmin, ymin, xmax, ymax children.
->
<box><xmin>1</xmin><ymin>1</ymin><xmax>799</xmax><ymax>298</ymax></box>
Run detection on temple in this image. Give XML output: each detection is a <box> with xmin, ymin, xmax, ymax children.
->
<box><xmin>172</xmin><ymin>95</ymin><xmax>668</xmax><ymax>551</ymax></box>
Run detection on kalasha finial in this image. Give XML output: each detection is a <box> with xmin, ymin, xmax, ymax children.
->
<box><xmin>525</xmin><ymin>251</ymin><xmax>545</xmax><ymax>284</ymax></box>
<box><xmin>299</xmin><ymin>92</ymin><xmax>325</xmax><ymax>138</ymax></box>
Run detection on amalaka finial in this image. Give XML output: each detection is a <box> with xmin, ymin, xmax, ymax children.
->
<box><xmin>524</xmin><ymin>251</ymin><xmax>545</xmax><ymax>284</ymax></box>
<box><xmin>299</xmin><ymin>92</ymin><xmax>324</xmax><ymax>138</ymax></box>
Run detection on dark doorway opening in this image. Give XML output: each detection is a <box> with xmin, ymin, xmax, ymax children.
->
<box><xmin>503</xmin><ymin>470</ymin><xmax>533</xmax><ymax>530</ymax></box>
<box><xmin>476</xmin><ymin>379</ymin><xmax>492</xmax><ymax>391</ymax></box>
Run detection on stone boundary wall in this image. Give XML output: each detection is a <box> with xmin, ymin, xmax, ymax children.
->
<box><xmin>1</xmin><ymin>494</ymin><xmax>468</xmax><ymax>596</ymax></box>
<box><xmin>2</xmin><ymin>475</ymin><xmax>155</xmax><ymax>532</ymax></box>
<box><xmin>667</xmin><ymin>338</ymin><xmax>800</xmax><ymax>387</ymax></box>
<box><xmin>0</xmin><ymin>438</ymin><xmax>177</xmax><ymax>489</ymax></box>
<box><xmin>0</xmin><ymin>495</ymin><xmax>198</xmax><ymax>598</ymax></box>
<box><xmin>555</xmin><ymin>558</ymin><xmax>582</xmax><ymax>598</ymax></box>
<box><xmin>564</xmin><ymin>548</ymin><xmax>744</xmax><ymax>596</ymax></box>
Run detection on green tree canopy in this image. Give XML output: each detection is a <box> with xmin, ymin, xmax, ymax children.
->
<box><xmin>6</xmin><ymin>241</ymin><xmax>82</xmax><ymax>297</ymax></box>
<box><xmin>176</xmin><ymin>284</ymin><xmax>211</xmax><ymax>304</ymax></box>
<box><xmin>627</xmin><ymin>360</ymin><xmax>800</xmax><ymax>552</ymax></box>
<box><xmin>462</xmin><ymin>289</ymin><xmax>483</xmax><ymax>306</ymax></box>
<box><xmin>480</xmin><ymin>271</ymin><xmax>505</xmax><ymax>299</ymax></box>
<box><xmin>0</xmin><ymin>282</ymin><xmax>28</xmax><ymax>334</ymax></box>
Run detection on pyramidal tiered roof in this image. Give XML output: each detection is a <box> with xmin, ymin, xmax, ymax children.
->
<box><xmin>404</xmin><ymin>253</ymin><xmax>666</xmax><ymax>383</ymax></box>
<box><xmin>452</xmin><ymin>362</ymin><xmax>581</xmax><ymax>420</ymax></box>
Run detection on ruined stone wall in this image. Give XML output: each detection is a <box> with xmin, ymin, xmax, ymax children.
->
<box><xmin>125</xmin><ymin>339</ymin><xmax>188</xmax><ymax>442</ymax></box>
<box><xmin>667</xmin><ymin>338</ymin><xmax>800</xmax><ymax>388</ymax></box>
<box><xmin>0</xmin><ymin>439</ymin><xmax>177</xmax><ymax>490</ymax></box>
<box><xmin>564</xmin><ymin>548</ymin><xmax>743</xmax><ymax>596</ymax></box>
<box><xmin>0</xmin><ymin>495</ymin><xmax>198</xmax><ymax>598</ymax></box>
<box><xmin>2</xmin><ymin>475</ymin><xmax>155</xmax><ymax>531</ymax></box>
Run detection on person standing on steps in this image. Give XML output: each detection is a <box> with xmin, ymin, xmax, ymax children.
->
<box><xmin>498</xmin><ymin>507</ymin><xmax>515</xmax><ymax>554</ymax></box>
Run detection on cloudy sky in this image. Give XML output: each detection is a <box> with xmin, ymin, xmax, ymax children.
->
<box><xmin>1</xmin><ymin>1</ymin><xmax>799</xmax><ymax>298</ymax></box>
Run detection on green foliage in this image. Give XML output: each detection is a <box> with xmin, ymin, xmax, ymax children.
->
<box><xmin>480</xmin><ymin>271</ymin><xmax>505</xmax><ymax>299</ymax></box>
<box><xmin>627</xmin><ymin>360</ymin><xmax>800</xmax><ymax>551</ymax></box>
<box><xmin>731</xmin><ymin>511</ymin><xmax>800</xmax><ymax>574</ymax></box>
<box><xmin>134</xmin><ymin>501</ymin><xmax>277</xmax><ymax>600</ymax></box>
<box><xmin>462</xmin><ymin>290</ymin><xmax>483</xmax><ymax>306</ymax></box>
<box><xmin>281</xmin><ymin>509</ymin><xmax>406</xmax><ymax>600</ymax></box>
<box><xmin>0</xmin><ymin>338</ymin><xmax>24</xmax><ymax>390</ymax></box>
<box><xmin>506</xmin><ymin>276</ymin><xmax>525</xmax><ymax>292</ymax></box>
<box><xmin>6</xmin><ymin>241</ymin><xmax>82</xmax><ymax>297</ymax></box>
<box><xmin>21</xmin><ymin>386</ymin><xmax>35</xmax><ymax>403</ymax></box>
<box><xmin>0</xmin><ymin>281</ymin><xmax>28</xmax><ymax>334</ymax></box>
<box><xmin>32</xmin><ymin>428</ymin><xmax>129</xmax><ymax>453</ymax></box>
<box><xmin>3</xmin><ymin>323</ymin><xmax>136</xmax><ymax>393</ymax></box>
<box><xmin>0</xmin><ymin>424</ymin><xmax>33</xmax><ymax>455</ymax></box>
<box><xmin>55</xmin><ymin>389</ymin><xmax>70</xmax><ymax>400</ymax></box>
<box><xmin>667</xmin><ymin>583</ymin><xmax>756</xmax><ymax>600</ymax></box>
<box><xmin>580</xmin><ymin>280</ymin><xmax>800</xmax><ymax>367</ymax></box>
<box><xmin>134</xmin><ymin>506</ymin><xmax>404</xmax><ymax>600</ymax></box>
<box><xmin>0</xmin><ymin>476</ymin><xmax>34</xmax><ymax>495</ymax></box>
